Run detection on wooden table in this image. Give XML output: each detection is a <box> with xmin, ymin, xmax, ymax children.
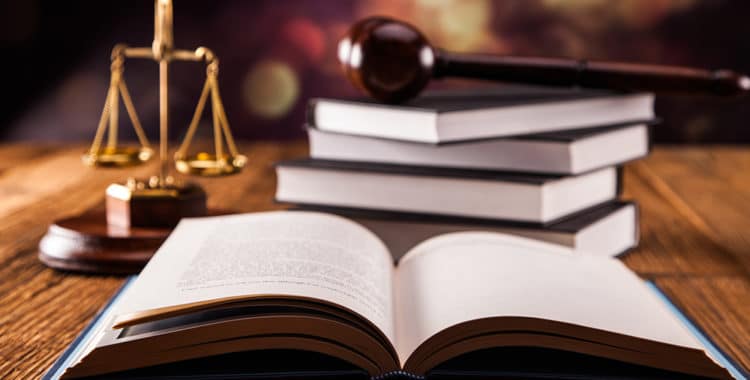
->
<box><xmin>0</xmin><ymin>142</ymin><xmax>749</xmax><ymax>379</ymax></box>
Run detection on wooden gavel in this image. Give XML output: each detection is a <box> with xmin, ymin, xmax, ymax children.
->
<box><xmin>338</xmin><ymin>16</ymin><xmax>750</xmax><ymax>103</ymax></box>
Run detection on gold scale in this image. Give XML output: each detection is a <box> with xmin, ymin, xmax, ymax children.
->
<box><xmin>38</xmin><ymin>0</ymin><xmax>246</xmax><ymax>274</ymax></box>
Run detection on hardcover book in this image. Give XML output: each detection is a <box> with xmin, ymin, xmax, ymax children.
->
<box><xmin>47</xmin><ymin>211</ymin><xmax>732</xmax><ymax>379</ymax></box>
<box><xmin>308</xmin><ymin>123</ymin><xmax>650</xmax><ymax>175</ymax></box>
<box><xmin>297</xmin><ymin>201</ymin><xmax>639</xmax><ymax>259</ymax></box>
<box><xmin>275</xmin><ymin>160</ymin><xmax>621</xmax><ymax>223</ymax></box>
<box><xmin>309</xmin><ymin>86</ymin><xmax>654</xmax><ymax>143</ymax></box>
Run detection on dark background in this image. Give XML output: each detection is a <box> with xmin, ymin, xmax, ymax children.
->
<box><xmin>1</xmin><ymin>0</ymin><xmax>749</xmax><ymax>143</ymax></box>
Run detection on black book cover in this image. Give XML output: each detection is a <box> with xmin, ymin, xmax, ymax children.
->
<box><xmin>277</xmin><ymin>158</ymin><xmax>623</xmax><ymax>184</ymax></box>
<box><xmin>292</xmin><ymin>200</ymin><xmax>635</xmax><ymax>234</ymax></box>
<box><xmin>276</xmin><ymin>160</ymin><xmax>624</xmax><ymax>226</ymax></box>
<box><xmin>292</xmin><ymin>201</ymin><xmax>640</xmax><ymax>258</ymax></box>
<box><xmin>507</xmin><ymin>120</ymin><xmax>657</xmax><ymax>143</ymax></box>
<box><xmin>309</xmin><ymin>85</ymin><xmax>630</xmax><ymax>115</ymax></box>
<box><xmin>305</xmin><ymin>119</ymin><xmax>658</xmax><ymax>146</ymax></box>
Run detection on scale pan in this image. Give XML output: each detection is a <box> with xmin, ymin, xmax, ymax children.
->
<box><xmin>175</xmin><ymin>152</ymin><xmax>247</xmax><ymax>176</ymax></box>
<box><xmin>82</xmin><ymin>147</ymin><xmax>154</xmax><ymax>168</ymax></box>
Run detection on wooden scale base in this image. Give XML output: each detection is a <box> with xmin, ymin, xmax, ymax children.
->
<box><xmin>38</xmin><ymin>208</ymin><xmax>170</xmax><ymax>274</ymax></box>
<box><xmin>38</xmin><ymin>181</ymin><xmax>226</xmax><ymax>274</ymax></box>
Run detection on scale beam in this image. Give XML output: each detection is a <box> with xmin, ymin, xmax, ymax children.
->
<box><xmin>83</xmin><ymin>0</ymin><xmax>245</xmax><ymax>184</ymax></box>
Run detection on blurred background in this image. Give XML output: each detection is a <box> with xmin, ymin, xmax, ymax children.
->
<box><xmin>1</xmin><ymin>0</ymin><xmax>749</xmax><ymax>143</ymax></box>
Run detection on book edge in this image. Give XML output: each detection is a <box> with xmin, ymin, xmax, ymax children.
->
<box><xmin>289</xmin><ymin>201</ymin><xmax>631</xmax><ymax>233</ymax></box>
<box><xmin>307</xmin><ymin>119</ymin><xmax>659</xmax><ymax>146</ymax></box>
<box><xmin>645</xmin><ymin>282</ymin><xmax>746</xmax><ymax>380</ymax></box>
<box><xmin>42</xmin><ymin>277</ymin><xmax>137</xmax><ymax>380</ymax></box>
<box><xmin>274</xmin><ymin>158</ymin><xmax>572</xmax><ymax>183</ymax></box>
<box><xmin>307</xmin><ymin>123</ymin><xmax>652</xmax><ymax>176</ymax></box>
<box><xmin>312</xmin><ymin>93</ymin><xmax>654</xmax><ymax>143</ymax></box>
<box><xmin>309</xmin><ymin>90</ymin><xmax>644</xmax><ymax>114</ymax></box>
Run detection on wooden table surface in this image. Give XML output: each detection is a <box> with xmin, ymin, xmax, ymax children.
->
<box><xmin>0</xmin><ymin>142</ymin><xmax>749</xmax><ymax>379</ymax></box>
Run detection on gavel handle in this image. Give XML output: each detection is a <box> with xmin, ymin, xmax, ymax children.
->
<box><xmin>434</xmin><ymin>50</ymin><xmax>750</xmax><ymax>96</ymax></box>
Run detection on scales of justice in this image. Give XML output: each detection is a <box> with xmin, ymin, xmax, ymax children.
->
<box><xmin>38</xmin><ymin>0</ymin><xmax>246</xmax><ymax>274</ymax></box>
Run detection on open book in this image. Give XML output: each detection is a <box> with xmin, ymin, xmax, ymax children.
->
<box><xmin>59</xmin><ymin>211</ymin><xmax>730</xmax><ymax>379</ymax></box>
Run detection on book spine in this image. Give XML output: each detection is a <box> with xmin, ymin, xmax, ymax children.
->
<box><xmin>616</xmin><ymin>166</ymin><xmax>624</xmax><ymax>196</ymax></box>
<box><xmin>371</xmin><ymin>370</ymin><xmax>425</xmax><ymax>380</ymax></box>
<box><xmin>306</xmin><ymin>99</ymin><xmax>319</xmax><ymax>127</ymax></box>
<box><xmin>645</xmin><ymin>120</ymin><xmax>657</xmax><ymax>156</ymax></box>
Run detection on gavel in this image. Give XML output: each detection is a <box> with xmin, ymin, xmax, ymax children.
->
<box><xmin>338</xmin><ymin>16</ymin><xmax>750</xmax><ymax>103</ymax></box>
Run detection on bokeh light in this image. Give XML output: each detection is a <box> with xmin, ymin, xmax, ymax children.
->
<box><xmin>4</xmin><ymin>0</ymin><xmax>750</xmax><ymax>143</ymax></box>
<box><xmin>282</xmin><ymin>18</ymin><xmax>326</xmax><ymax>64</ymax></box>
<box><xmin>242</xmin><ymin>60</ymin><xmax>300</xmax><ymax>119</ymax></box>
<box><xmin>541</xmin><ymin>0</ymin><xmax>698</xmax><ymax>30</ymax></box>
<box><xmin>356</xmin><ymin>0</ymin><xmax>500</xmax><ymax>53</ymax></box>
<box><xmin>322</xmin><ymin>22</ymin><xmax>353</xmax><ymax>77</ymax></box>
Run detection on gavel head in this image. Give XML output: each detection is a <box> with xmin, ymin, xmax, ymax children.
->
<box><xmin>338</xmin><ymin>17</ymin><xmax>435</xmax><ymax>103</ymax></box>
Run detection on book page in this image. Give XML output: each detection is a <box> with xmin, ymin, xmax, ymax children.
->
<box><xmin>113</xmin><ymin>211</ymin><xmax>396</xmax><ymax>343</ymax></box>
<box><xmin>394</xmin><ymin>232</ymin><xmax>701</xmax><ymax>362</ymax></box>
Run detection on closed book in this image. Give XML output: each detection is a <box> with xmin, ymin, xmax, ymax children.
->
<box><xmin>309</xmin><ymin>86</ymin><xmax>654</xmax><ymax>143</ymax></box>
<box><xmin>295</xmin><ymin>201</ymin><xmax>639</xmax><ymax>260</ymax></box>
<box><xmin>308</xmin><ymin>123</ymin><xmax>650</xmax><ymax>175</ymax></box>
<box><xmin>43</xmin><ymin>211</ymin><xmax>736</xmax><ymax>379</ymax></box>
<box><xmin>275</xmin><ymin>159</ymin><xmax>621</xmax><ymax>224</ymax></box>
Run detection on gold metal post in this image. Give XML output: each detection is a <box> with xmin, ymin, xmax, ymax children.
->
<box><xmin>153</xmin><ymin>0</ymin><xmax>173</xmax><ymax>188</ymax></box>
<box><xmin>159</xmin><ymin>60</ymin><xmax>169</xmax><ymax>188</ymax></box>
<box><xmin>107</xmin><ymin>65</ymin><xmax>120</xmax><ymax>149</ymax></box>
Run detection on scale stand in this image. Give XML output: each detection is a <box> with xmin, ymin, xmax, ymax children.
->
<box><xmin>38</xmin><ymin>0</ymin><xmax>246</xmax><ymax>274</ymax></box>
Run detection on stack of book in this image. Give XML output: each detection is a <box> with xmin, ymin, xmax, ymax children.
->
<box><xmin>275</xmin><ymin>86</ymin><xmax>654</xmax><ymax>259</ymax></box>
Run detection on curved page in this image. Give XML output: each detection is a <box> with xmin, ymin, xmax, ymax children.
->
<box><xmin>394</xmin><ymin>232</ymin><xmax>702</xmax><ymax>367</ymax></box>
<box><xmin>113</xmin><ymin>211</ymin><xmax>396</xmax><ymax>345</ymax></box>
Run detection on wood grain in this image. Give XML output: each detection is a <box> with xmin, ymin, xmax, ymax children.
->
<box><xmin>655</xmin><ymin>276</ymin><xmax>750</xmax><ymax>373</ymax></box>
<box><xmin>621</xmin><ymin>161</ymin><xmax>747</xmax><ymax>276</ymax></box>
<box><xmin>634</xmin><ymin>147</ymin><xmax>750</xmax><ymax>273</ymax></box>
<box><xmin>0</xmin><ymin>142</ymin><xmax>748</xmax><ymax>379</ymax></box>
